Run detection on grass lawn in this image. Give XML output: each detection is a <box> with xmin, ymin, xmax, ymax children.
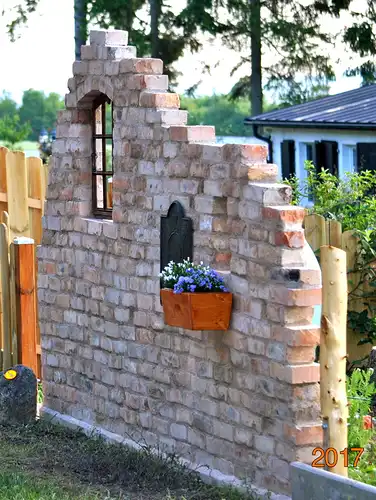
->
<box><xmin>0</xmin><ymin>420</ymin><xmax>261</xmax><ymax>500</ymax></box>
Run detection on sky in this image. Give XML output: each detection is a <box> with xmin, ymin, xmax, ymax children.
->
<box><xmin>0</xmin><ymin>0</ymin><xmax>363</xmax><ymax>105</ymax></box>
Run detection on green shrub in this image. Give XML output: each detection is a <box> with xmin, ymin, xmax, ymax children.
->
<box><xmin>284</xmin><ymin>163</ymin><xmax>376</xmax><ymax>360</ymax></box>
<box><xmin>347</xmin><ymin>369</ymin><xmax>376</xmax><ymax>485</ymax></box>
<box><xmin>347</xmin><ymin>368</ymin><xmax>375</xmax><ymax>449</ymax></box>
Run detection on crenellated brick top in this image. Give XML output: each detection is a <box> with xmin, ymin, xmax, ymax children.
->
<box><xmin>40</xmin><ymin>29</ymin><xmax>322</xmax><ymax>497</ymax></box>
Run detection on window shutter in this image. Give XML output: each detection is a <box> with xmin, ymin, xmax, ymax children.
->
<box><xmin>281</xmin><ymin>140</ymin><xmax>295</xmax><ymax>179</ymax></box>
<box><xmin>356</xmin><ymin>143</ymin><xmax>376</xmax><ymax>171</ymax></box>
<box><xmin>322</xmin><ymin>141</ymin><xmax>339</xmax><ymax>177</ymax></box>
<box><xmin>314</xmin><ymin>141</ymin><xmax>338</xmax><ymax>176</ymax></box>
<box><xmin>313</xmin><ymin>141</ymin><xmax>324</xmax><ymax>173</ymax></box>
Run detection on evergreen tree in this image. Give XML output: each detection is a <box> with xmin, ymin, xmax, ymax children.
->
<box><xmin>315</xmin><ymin>0</ymin><xmax>376</xmax><ymax>85</ymax></box>
<box><xmin>178</xmin><ymin>0</ymin><xmax>336</xmax><ymax>114</ymax></box>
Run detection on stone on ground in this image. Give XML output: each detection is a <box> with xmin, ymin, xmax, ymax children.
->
<box><xmin>0</xmin><ymin>364</ymin><xmax>37</xmax><ymax>424</ymax></box>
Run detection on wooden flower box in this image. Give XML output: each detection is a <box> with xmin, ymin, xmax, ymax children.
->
<box><xmin>160</xmin><ymin>288</ymin><xmax>232</xmax><ymax>331</ymax></box>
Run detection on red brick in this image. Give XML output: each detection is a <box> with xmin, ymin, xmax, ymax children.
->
<box><xmin>212</xmin><ymin>217</ymin><xmax>230</xmax><ymax>233</ymax></box>
<box><xmin>274</xmin><ymin>231</ymin><xmax>305</xmax><ymax>248</ymax></box>
<box><xmin>60</xmin><ymin>187</ymin><xmax>74</xmax><ymax>200</ymax></box>
<box><xmin>112</xmin><ymin>178</ymin><xmax>131</xmax><ymax>191</ymax></box>
<box><xmin>248</xmin><ymin>163</ymin><xmax>277</xmax><ymax>182</ymax></box>
<box><xmin>286</xmin><ymin>346</ymin><xmax>316</xmax><ymax>364</ymax></box>
<box><xmin>112</xmin><ymin>208</ymin><xmax>123</xmax><ymax>222</ymax></box>
<box><xmin>262</xmin><ymin>206</ymin><xmax>306</xmax><ymax>225</ymax></box>
<box><xmin>271</xmin><ymin>362</ymin><xmax>320</xmax><ymax>384</ymax></box>
<box><xmin>134</xmin><ymin>59</ymin><xmax>163</xmax><ymax>74</ymax></box>
<box><xmin>45</xmin><ymin>262</ymin><xmax>56</xmax><ymax>274</ymax></box>
<box><xmin>169</xmin><ymin>125</ymin><xmax>215</xmax><ymax>142</ymax></box>
<box><xmin>78</xmin><ymin>172</ymin><xmax>91</xmax><ymax>183</ymax></box>
<box><xmin>120</xmin><ymin>58</ymin><xmax>163</xmax><ymax>74</ymax></box>
<box><xmin>272</xmin><ymin>325</ymin><xmax>320</xmax><ymax>346</ymax></box>
<box><xmin>270</xmin><ymin>287</ymin><xmax>322</xmax><ymax>307</ymax></box>
<box><xmin>215</xmin><ymin>252</ymin><xmax>232</xmax><ymax>264</ymax></box>
<box><xmin>139</xmin><ymin>92</ymin><xmax>180</xmax><ymax>108</ymax></box>
<box><xmin>71</xmin><ymin>109</ymin><xmax>91</xmax><ymax>124</ymax></box>
<box><xmin>128</xmin><ymin>74</ymin><xmax>168</xmax><ymax>90</ymax></box>
<box><xmin>284</xmin><ymin>423</ymin><xmax>323</xmax><ymax>445</ymax></box>
<box><xmin>299</xmin><ymin>269</ymin><xmax>322</xmax><ymax>286</ymax></box>
<box><xmin>236</xmin><ymin>144</ymin><xmax>268</xmax><ymax>163</ymax></box>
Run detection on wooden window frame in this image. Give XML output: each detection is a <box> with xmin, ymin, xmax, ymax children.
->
<box><xmin>92</xmin><ymin>94</ymin><xmax>113</xmax><ymax>219</ymax></box>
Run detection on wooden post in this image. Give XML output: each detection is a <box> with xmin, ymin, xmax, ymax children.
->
<box><xmin>320</xmin><ymin>245</ymin><xmax>348</xmax><ymax>477</ymax></box>
<box><xmin>0</xmin><ymin>222</ymin><xmax>11</xmax><ymax>370</ymax></box>
<box><xmin>13</xmin><ymin>237</ymin><xmax>38</xmax><ymax>376</ymax></box>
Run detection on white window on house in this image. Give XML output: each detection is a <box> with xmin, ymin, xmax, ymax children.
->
<box><xmin>342</xmin><ymin>145</ymin><xmax>357</xmax><ymax>174</ymax></box>
<box><xmin>305</xmin><ymin>143</ymin><xmax>314</xmax><ymax>163</ymax></box>
<box><xmin>300</xmin><ymin>143</ymin><xmax>314</xmax><ymax>202</ymax></box>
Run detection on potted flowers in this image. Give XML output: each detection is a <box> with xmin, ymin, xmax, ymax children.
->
<box><xmin>160</xmin><ymin>259</ymin><xmax>232</xmax><ymax>331</ymax></box>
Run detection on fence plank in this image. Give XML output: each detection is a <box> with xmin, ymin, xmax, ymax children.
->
<box><xmin>341</xmin><ymin>230</ymin><xmax>372</xmax><ymax>362</ymax></box>
<box><xmin>0</xmin><ymin>223</ymin><xmax>11</xmax><ymax>371</ymax></box>
<box><xmin>27</xmin><ymin>157</ymin><xmax>44</xmax><ymax>244</ymax></box>
<box><xmin>0</xmin><ymin>150</ymin><xmax>7</xmax><ymax>358</ymax></box>
<box><xmin>9</xmin><ymin>242</ymin><xmax>18</xmax><ymax>365</ymax></box>
<box><xmin>0</xmin><ymin>148</ymin><xmax>8</xmax><ymax>217</ymax></box>
<box><xmin>14</xmin><ymin>237</ymin><xmax>37</xmax><ymax>375</ymax></box>
<box><xmin>27</xmin><ymin>157</ymin><xmax>44</xmax><ymax>379</ymax></box>
<box><xmin>304</xmin><ymin>214</ymin><xmax>327</xmax><ymax>252</ymax></box>
<box><xmin>6</xmin><ymin>151</ymin><xmax>30</xmax><ymax>239</ymax></box>
<box><xmin>327</xmin><ymin>220</ymin><xmax>342</xmax><ymax>248</ymax></box>
<box><xmin>320</xmin><ymin>245</ymin><xmax>348</xmax><ymax>477</ymax></box>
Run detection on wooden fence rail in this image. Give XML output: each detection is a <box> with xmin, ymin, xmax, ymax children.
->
<box><xmin>0</xmin><ymin>147</ymin><xmax>47</xmax><ymax>378</ymax></box>
<box><xmin>304</xmin><ymin>213</ymin><xmax>373</xmax><ymax>362</ymax></box>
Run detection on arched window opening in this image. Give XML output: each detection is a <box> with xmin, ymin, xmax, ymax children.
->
<box><xmin>92</xmin><ymin>94</ymin><xmax>113</xmax><ymax>218</ymax></box>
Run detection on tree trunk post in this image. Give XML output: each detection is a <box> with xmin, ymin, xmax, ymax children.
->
<box><xmin>74</xmin><ymin>0</ymin><xmax>88</xmax><ymax>60</ymax></box>
<box><xmin>150</xmin><ymin>0</ymin><xmax>160</xmax><ymax>59</ymax></box>
<box><xmin>249</xmin><ymin>0</ymin><xmax>262</xmax><ymax>115</ymax></box>
<box><xmin>320</xmin><ymin>245</ymin><xmax>348</xmax><ymax>477</ymax></box>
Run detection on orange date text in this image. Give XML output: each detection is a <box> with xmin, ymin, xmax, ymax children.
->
<box><xmin>312</xmin><ymin>447</ymin><xmax>364</xmax><ymax>468</ymax></box>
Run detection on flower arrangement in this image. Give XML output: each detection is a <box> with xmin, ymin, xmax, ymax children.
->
<box><xmin>159</xmin><ymin>258</ymin><xmax>228</xmax><ymax>294</ymax></box>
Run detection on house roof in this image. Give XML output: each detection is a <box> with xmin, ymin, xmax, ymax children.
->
<box><xmin>245</xmin><ymin>84</ymin><xmax>376</xmax><ymax>130</ymax></box>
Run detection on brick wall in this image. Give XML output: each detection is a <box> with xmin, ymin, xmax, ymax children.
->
<box><xmin>38</xmin><ymin>29</ymin><xmax>323</xmax><ymax>496</ymax></box>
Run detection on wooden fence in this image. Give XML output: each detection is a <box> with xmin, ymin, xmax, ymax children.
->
<box><xmin>0</xmin><ymin>147</ymin><xmax>47</xmax><ymax>378</ymax></box>
<box><xmin>304</xmin><ymin>213</ymin><xmax>373</xmax><ymax>362</ymax></box>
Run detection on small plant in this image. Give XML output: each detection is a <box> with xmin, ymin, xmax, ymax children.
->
<box><xmin>347</xmin><ymin>368</ymin><xmax>376</xmax><ymax>486</ymax></box>
<box><xmin>159</xmin><ymin>258</ymin><xmax>228</xmax><ymax>294</ymax></box>
<box><xmin>347</xmin><ymin>368</ymin><xmax>376</xmax><ymax>450</ymax></box>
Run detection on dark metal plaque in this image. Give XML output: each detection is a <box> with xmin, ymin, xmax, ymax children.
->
<box><xmin>160</xmin><ymin>201</ymin><xmax>193</xmax><ymax>275</ymax></box>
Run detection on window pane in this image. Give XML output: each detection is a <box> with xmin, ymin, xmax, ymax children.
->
<box><xmin>95</xmin><ymin>139</ymin><xmax>103</xmax><ymax>171</ymax></box>
<box><xmin>306</xmin><ymin>144</ymin><xmax>313</xmax><ymax>161</ymax></box>
<box><xmin>95</xmin><ymin>105</ymin><xmax>102</xmax><ymax>135</ymax></box>
<box><xmin>106</xmin><ymin>177</ymin><xmax>113</xmax><ymax>209</ymax></box>
<box><xmin>96</xmin><ymin>176</ymin><xmax>104</xmax><ymax>209</ymax></box>
<box><xmin>106</xmin><ymin>103</ymin><xmax>112</xmax><ymax>135</ymax></box>
<box><xmin>105</xmin><ymin>138</ymin><xmax>112</xmax><ymax>172</ymax></box>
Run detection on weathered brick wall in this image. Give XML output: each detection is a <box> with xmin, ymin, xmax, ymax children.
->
<box><xmin>38</xmin><ymin>29</ymin><xmax>323</xmax><ymax>495</ymax></box>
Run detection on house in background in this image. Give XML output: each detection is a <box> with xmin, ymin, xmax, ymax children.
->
<box><xmin>244</xmin><ymin>85</ymin><xmax>376</xmax><ymax>187</ymax></box>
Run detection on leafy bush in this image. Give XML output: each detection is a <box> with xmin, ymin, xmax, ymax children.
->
<box><xmin>284</xmin><ymin>162</ymin><xmax>376</xmax><ymax>356</ymax></box>
<box><xmin>285</xmin><ymin>161</ymin><xmax>376</xmax><ymax>231</ymax></box>
<box><xmin>347</xmin><ymin>369</ymin><xmax>376</xmax><ymax>486</ymax></box>
<box><xmin>0</xmin><ymin>114</ymin><xmax>31</xmax><ymax>149</ymax></box>
<box><xmin>348</xmin><ymin>368</ymin><xmax>375</xmax><ymax>449</ymax></box>
<box><xmin>159</xmin><ymin>258</ymin><xmax>228</xmax><ymax>294</ymax></box>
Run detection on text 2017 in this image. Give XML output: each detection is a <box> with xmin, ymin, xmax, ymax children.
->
<box><xmin>312</xmin><ymin>447</ymin><xmax>364</xmax><ymax>468</ymax></box>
